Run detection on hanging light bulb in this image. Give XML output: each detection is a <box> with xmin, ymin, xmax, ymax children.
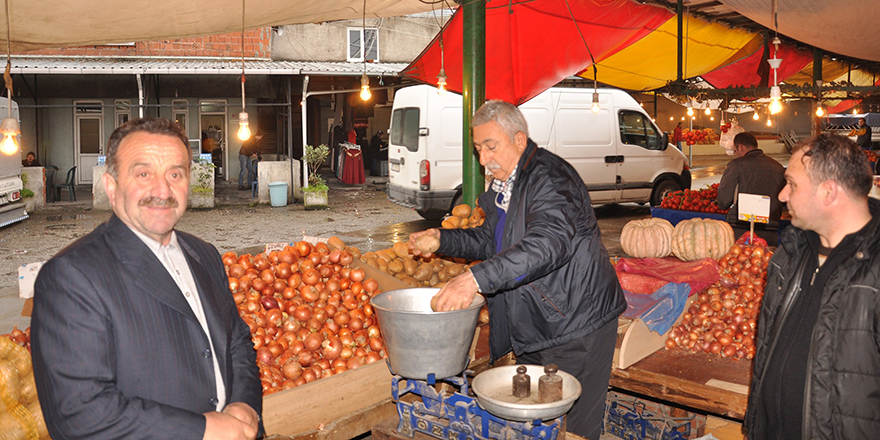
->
<box><xmin>237</xmin><ymin>111</ymin><xmax>251</xmax><ymax>141</ymax></box>
<box><xmin>753</xmin><ymin>111</ymin><xmax>760</xmax><ymax>120</ymax></box>
<box><xmin>704</xmin><ymin>106</ymin><xmax>711</xmax><ymax>116</ymax></box>
<box><xmin>768</xmin><ymin>86</ymin><xmax>783</xmax><ymax>115</ymax></box>
<box><xmin>236</xmin><ymin>0</ymin><xmax>251</xmax><ymax>141</ymax></box>
<box><xmin>853</xmin><ymin>107</ymin><xmax>859</xmax><ymax>115</ymax></box>
<box><xmin>710</xmin><ymin>116</ymin><xmax>715</xmax><ymax>121</ymax></box>
<box><xmin>669</xmin><ymin>116</ymin><xmax>674</xmax><ymax>121</ymax></box>
<box><xmin>815</xmin><ymin>105</ymin><xmax>825</xmax><ymax>117</ymax></box>
<box><xmin>436</xmin><ymin>68</ymin><xmax>447</xmax><ymax>95</ymax></box>
<box><xmin>0</xmin><ymin>0</ymin><xmax>18</xmax><ymax>156</ymax></box>
<box><xmin>686</xmin><ymin>102</ymin><xmax>694</xmax><ymax>117</ymax></box>
<box><xmin>591</xmin><ymin>91</ymin><xmax>600</xmax><ymax>113</ymax></box>
<box><xmin>360</xmin><ymin>73</ymin><xmax>372</xmax><ymax>101</ymax></box>
<box><xmin>766</xmin><ymin>117</ymin><xmax>773</xmax><ymax>127</ymax></box>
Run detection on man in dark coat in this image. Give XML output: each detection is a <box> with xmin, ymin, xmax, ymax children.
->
<box><xmin>31</xmin><ymin>118</ymin><xmax>262</xmax><ymax>440</ymax></box>
<box><xmin>409</xmin><ymin>100</ymin><xmax>625</xmax><ymax>440</ymax></box>
<box><xmin>745</xmin><ymin>133</ymin><xmax>880</xmax><ymax>439</ymax></box>
<box><xmin>716</xmin><ymin>132</ymin><xmax>786</xmax><ymax>244</ymax></box>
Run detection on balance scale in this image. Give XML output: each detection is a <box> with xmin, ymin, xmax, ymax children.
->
<box><xmin>389</xmin><ymin>365</ymin><xmax>581</xmax><ymax>440</ymax></box>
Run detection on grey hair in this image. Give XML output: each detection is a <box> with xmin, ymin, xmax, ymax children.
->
<box><xmin>794</xmin><ymin>133</ymin><xmax>872</xmax><ymax>198</ymax></box>
<box><xmin>472</xmin><ymin>100</ymin><xmax>529</xmax><ymax>141</ymax></box>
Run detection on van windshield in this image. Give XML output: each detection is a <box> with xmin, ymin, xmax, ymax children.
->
<box><xmin>618</xmin><ymin>110</ymin><xmax>662</xmax><ymax>150</ymax></box>
<box><xmin>391</xmin><ymin>107</ymin><xmax>420</xmax><ymax>152</ymax></box>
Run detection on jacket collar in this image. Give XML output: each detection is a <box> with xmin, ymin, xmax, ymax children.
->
<box><xmin>780</xmin><ymin>197</ymin><xmax>880</xmax><ymax>260</ymax></box>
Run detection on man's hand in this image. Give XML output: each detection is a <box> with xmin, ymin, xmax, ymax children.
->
<box><xmin>432</xmin><ymin>270</ymin><xmax>478</xmax><ymax>312</ymax></box>
<box><xmin>408</xmin><ymin>229</ymin><xmax>441</xmax><ymax>258</ymax></box>
<box><xmin>203</xmin><ymin>403</ymin><xmax>259</xmax><ymax>440</ymax></box>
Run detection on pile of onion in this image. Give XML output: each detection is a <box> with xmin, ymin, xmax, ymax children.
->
<box><xmin>1</xmin><ymin>325</ymin><xmax>30</xmax><ymax>352</ymax></box>
<box><xmin>664</xmin><ymin>243</ymin><xmax>771</xmax><ymax>360</ymax></box>
<box><xmin>222</xmin><ymin>240</ymin><xmax>386</xmax><ymax>396</ymax></box>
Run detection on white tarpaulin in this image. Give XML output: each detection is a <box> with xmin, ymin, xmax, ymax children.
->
<box><xmin>717</xmin><ymin>0</ymin><xmax>880</xmax><ymax>62</ymax></box>
<box><xmin>2</xmin><ymin>0</ymin><xmax>435</xmax><ymax>52</ymax></box>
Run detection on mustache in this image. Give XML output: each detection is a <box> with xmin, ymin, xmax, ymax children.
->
<box><xmin>485</xmin><ymin>162</ymin><xmax>501</xmax><ymax>171</ymax></box>
<box><xmin>139</xmin><ymin>196</ymin><xmax>179</xmax><ymax>208</ymax></box>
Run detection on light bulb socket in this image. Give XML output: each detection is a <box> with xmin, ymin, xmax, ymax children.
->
<box><xmin>0</xmin><ymin>117</ymin><xmax>20</xmax><ymax>136</ymax></box>
<box><xmin>238</xmin><ymin>112</ymin><xmax>249</xmax><ymax>126</ymax></box>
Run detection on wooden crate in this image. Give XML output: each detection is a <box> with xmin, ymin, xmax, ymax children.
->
<box><xmin>263</xmin><ymin>259</ymin><xmax>409</xmax><ymax>438</ymax></box>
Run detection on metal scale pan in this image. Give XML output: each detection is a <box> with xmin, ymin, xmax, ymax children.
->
<box><xmin>372</xmin><ymin>288</ymin><xmax>485</xmax><ymax>380</ymax></box>
<box><xmin>471</xmin><ymin>364</ymin><xmax>582</xmax><ymax>422</ymax></box>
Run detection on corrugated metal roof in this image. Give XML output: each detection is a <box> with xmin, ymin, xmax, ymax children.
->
<box><xmin>8</xmin><ymin>57</ymin><xmax>408</xmax><ymax>76</ymax></box>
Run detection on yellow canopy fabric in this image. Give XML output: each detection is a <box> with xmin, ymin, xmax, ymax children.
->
<box><xmin>583</xmin><ymin>15</ymin><xmax>761</xmax><ymax>91</ymax></box>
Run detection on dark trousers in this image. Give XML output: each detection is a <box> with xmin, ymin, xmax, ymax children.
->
<box><xmin>515</xmin><ymin>318</ymin><xmax>617</xmax><ymax>440</ymax></box>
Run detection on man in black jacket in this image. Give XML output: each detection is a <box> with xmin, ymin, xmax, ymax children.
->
<box><xmin>745</xmin><ymin>133</ymin><xmax>880</xmax><ymax>439</ymax></box>
<box><xmin>716</xmin><ymin>132</ymin><xmax>786</xmax><ymax>244</ymax></box>
<box><xmin>409</xmin><ymin>100</ymin><xmax>625</xmax><ymax>440</ymax></box>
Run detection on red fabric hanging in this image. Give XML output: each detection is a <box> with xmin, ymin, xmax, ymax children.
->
<box><xmin>402</xmin><ymin>0</ymin><xmax>672</xmax><ymax>105</ymax></box>
<box><xmin>701</xmin><ymin>42</ymin><xmax>812</xmax><ymax>89</ymax></box>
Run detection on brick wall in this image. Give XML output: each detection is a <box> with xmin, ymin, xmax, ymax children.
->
<box><xmin>23</xmin><ymin>28</ymin><xmax>271</xmax><ymax>58</ymax></box>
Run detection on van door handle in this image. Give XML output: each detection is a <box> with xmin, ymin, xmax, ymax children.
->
<box><xmin>604</xmin><ymin>155</ymin><xmax>624</xmax><ymax>163</ymax></box>
<box><xmin>390</xmin><ymin>157</ymin><xmax>404</xmax><ymax>165</ymax></box>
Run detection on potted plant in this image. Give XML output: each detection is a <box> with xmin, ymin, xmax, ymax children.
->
<box><xmin>189</xmin><ymin>160</ymin><xmax>216</xmax><ymax>208</ymax></box>
<box><xmin>303</xmin><ymin>144</ymin><xmax>330</xmax><ymax>210</ymax></box>
<box><xmin>19</xmin><ymin>173</ymin><xmax>35</xmax><ymax>212</ymax></box>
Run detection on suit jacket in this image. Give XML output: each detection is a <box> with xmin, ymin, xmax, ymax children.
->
<box><xmin>31</xmin><ymin>214</ymin><xmax>262</xmax><ymax>440</ymax></box>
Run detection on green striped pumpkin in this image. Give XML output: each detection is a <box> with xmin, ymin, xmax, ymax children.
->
<box><xmin>620</xmin><ymin>218</ymin><xmax>674</xmax><ymax>258</ymax></box>
<box><xmin>671</xmin><ymin>218</ymin><xmax>734</xmax><ymax>261</ymax></box>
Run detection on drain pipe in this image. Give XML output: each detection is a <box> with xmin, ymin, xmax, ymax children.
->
<box><xmin>301</xmin><ymin>75</ymin><xmax>309</xmax><ymax>189</ymax></box>
<box><xmin>136</xmin><ymin>73</ymin><xmax>145</xmax><ymax>118</ymax></box>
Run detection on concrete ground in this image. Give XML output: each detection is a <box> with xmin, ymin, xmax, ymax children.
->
<box><xmin>0</xmin><ymin>153</ymin><xmax>789</xmax><ymax>334</ymax></box>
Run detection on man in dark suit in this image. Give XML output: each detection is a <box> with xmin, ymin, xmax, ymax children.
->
<box><xmin>31</xmin><ymin>117</ymin><xmax>262</xmax><ymax>440</ymax></box>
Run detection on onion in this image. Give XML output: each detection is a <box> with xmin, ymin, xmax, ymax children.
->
<box><xmin>349</xmin><ymin>268</ymin><xmax>366</xmax><ymax>283</ymax></box>
<box><xmin>282</xmin><ymin>360</ymin><xmax>303</xmax><ymax>380</ymax></box>
<box><xmin>256</xmin><ymin>347</ymin><xmax>274</xmax><ymax>365</ymax></box>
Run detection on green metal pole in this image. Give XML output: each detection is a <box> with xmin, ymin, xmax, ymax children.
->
<box><xmin>677</xmin><ymin>0</ymin><xmax>683</xmax><ymax>81</ymax></box>
<box><xmin>462</xmin><ymin>0</ymin><xmax>485</xmax><ymax>208</ymax></box>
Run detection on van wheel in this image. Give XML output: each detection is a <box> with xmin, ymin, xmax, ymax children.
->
<box><xmin>416</xmin><ymin>210</ymin><xmax>445</xmax><ymax>221</ymax></box>
<box><xmin>651</xmin><ymin>179</ymin><xmax>680</xmax><ymax>206</ymax></box>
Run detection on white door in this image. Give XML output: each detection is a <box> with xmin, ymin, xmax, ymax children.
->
<box><xmin>75</xmin><ymin>113</ymin><xmax>103</xmax><ymax>184</ymax></box>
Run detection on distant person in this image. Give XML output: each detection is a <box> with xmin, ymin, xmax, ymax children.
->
<box><xmin>673</xmin><ymin>122</ymin><xmax>683</xmax><ymax>151</ymax></box>
<box><xmin>744</xmin><ymin>133</ymin><xmax>880</xmax><ymax>439</ymax></box>
<box><xmin>22</xmin><ymin>151</ymin><xmax>41</xmax><ymax>167</ymax></box>
<box><xmin>716</xmin><ymin>132</ymin><xmax>786</xmax><ymax>244</ymax></box>
<box><xmin>238</xmin><ymin>131</ymin><xmax>262</xmax><ymax>190</ymax></box>
<box><xmin>368</xmin><ymin>130</ymin><xmax>387</xmax><ymax>176</ymax></box>
<box><xmin>856</xmin><ymin>118</ymin><xmax>873</xmax><ymax>150</ymax></box>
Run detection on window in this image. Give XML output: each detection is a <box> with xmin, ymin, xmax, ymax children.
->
<box><xmin>115</xmin><ymin>100</ymin><xmax>131</xmax><ymax>128</ymax></box>
<box><xmin>348</xmin><ymin>28</ymin><xmax>379</xmax><ymax>62</ymax></box>
<box><xmin>391</xmin><ymin>107</ymin><xmax>420</xmax><ymax>152</ymax></box>
<box><xmin>619</xmin><ymin>110</ymin><xmax>663</xmax><ymax>150</ymax></box>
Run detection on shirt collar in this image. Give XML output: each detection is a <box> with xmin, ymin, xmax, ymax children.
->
<box><xmin>128</xmin><ymin>226</ymin><xmax>179</xmax><ymax>255</ymax></box>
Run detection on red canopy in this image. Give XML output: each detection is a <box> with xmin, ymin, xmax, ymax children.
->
<box><xmin>701</xmin><ymin>42</ymin><xmax>813</xmax><ymax>89</ymax></box>
<box><xmin>401</xmin><ymin>0</ymin><xmax>671</xmax><ymax>105</ymax></box>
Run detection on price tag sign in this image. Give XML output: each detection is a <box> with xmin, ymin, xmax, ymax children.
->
<box><xmin>738</xmin><ymin>193</ymin><xmax>770</xmax><ymax>224</ymax></box>
<box><xmin>264</xmin><ymin>242</ymin><xmax>288</xmax><ymax>254</ymax></box>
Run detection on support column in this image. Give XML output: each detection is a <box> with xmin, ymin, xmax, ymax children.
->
<box><xmin>813</xmin><ymin>48</ymin><xmax>823</xmax><ymax>137</ymax></box>
<box><xmin>462</xmin><ymin>0</ymin><xmax>486</xmax><ymax>208</ymax></box>
<box><xmin>677</xmin><ymin>0</ymin><xmax>684</xmax><ymax>82</ymax></box>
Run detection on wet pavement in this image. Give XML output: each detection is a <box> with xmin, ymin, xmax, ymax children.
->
<box><xmin>0</xmin><ymin>153</ymin><xmax>790</xmax><ymax>331</ymax></box>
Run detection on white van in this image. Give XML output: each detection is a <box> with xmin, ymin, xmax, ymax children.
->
<box><xmin>387</xmin><ymin>85</ymin><xmax>691</xmax><ymax>219</ymax></box>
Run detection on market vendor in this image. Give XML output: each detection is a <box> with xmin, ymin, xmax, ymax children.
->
<box><xmin>744</xmin><ymin>133</ymin><xmax>880</xmax><ymax>439</ymax></box>
<box><xmin>716</xmin><ymin>132</ymin><xmax>786</xmax><ymax>244</ymax></box>
<box><xmin>855</xmin><ymin>117</ymin><xmax>873</xmax><ymax>150</ymax></box>
<box><xmin>31</xmin><ymin>117</ymin><xmax>262</xmax><ymax>440</ymax></box>
<box><xmin>408</xmin><ymin>100</ymin><xmax>625</xmax><ymax>440</ymax></box>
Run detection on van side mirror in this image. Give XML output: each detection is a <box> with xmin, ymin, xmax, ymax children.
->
<box><xmin>660</xmin><ymin>132</ymin><xmax>669</xmax><ymax>150</ymax></box>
